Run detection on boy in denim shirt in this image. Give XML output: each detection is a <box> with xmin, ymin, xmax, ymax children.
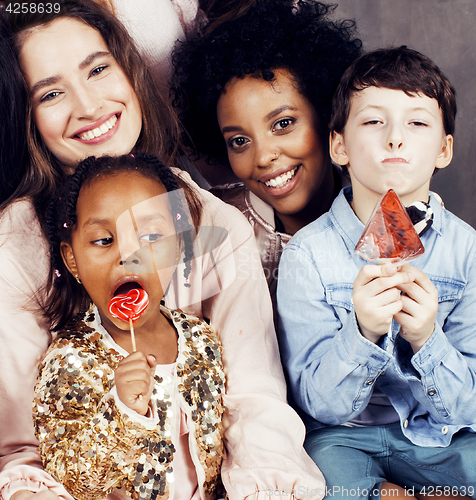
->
<box><xmin>277</xmin><ymin>46</ymin><xmax>476</xmax><ymax>499</ymax></box>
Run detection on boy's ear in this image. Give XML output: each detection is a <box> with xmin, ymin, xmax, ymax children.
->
<box><xmin>60</xmin><ymin>242</ymin><xmax>79</xmax><ymax>278</ymax></box>
<box><xmin>329</xmin><ymin>131</ymin><xmax>349</xmax><ymax>166</ymax></box>
<box><xmin>435</xmin><ymin>134</ymin><xmax>453</xmax><ymax>170</ymax></box>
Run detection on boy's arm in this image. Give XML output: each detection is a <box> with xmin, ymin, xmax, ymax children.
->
<box><xmin>33</xmin><ymin>341</ymin><xmax>160</xmax><ymax>500</ymax></box>
<box><xmin>393</xmin><ymin>256</ymin><xmax>476</xmax><ymax>429</ymax></box>
<box><xmin>277</xmin><ymin>243</ymin><xmax>393</xmax><ymax>426</ymax></box>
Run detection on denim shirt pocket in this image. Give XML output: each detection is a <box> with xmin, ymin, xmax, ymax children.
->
<box><xmin>325</xmin><ymin>283</ymin><xmax>354</xmax><ymax>315</ymax></box>
<box><xmin>431</xmin><ymin>275</ymin><xmax>465</xmax><ymax>318</ymax></box>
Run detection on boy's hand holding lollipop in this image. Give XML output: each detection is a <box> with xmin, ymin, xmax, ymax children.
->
<box><xmin>353</xmin><ymin>190</ymin><xmax>437</xmax><ymax>351</ymax></box>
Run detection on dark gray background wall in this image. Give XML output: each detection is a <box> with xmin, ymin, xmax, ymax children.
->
<box><xmin>330</xmin><ymin>0</ymin><xmax>476</xmax><ymax>229</ymax></box>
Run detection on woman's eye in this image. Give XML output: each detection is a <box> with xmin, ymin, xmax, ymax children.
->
<box><xmin>273</xmin><ymin>118</ymin><xmax>294</xmax><ymax>131</ymax></box>
<box><xmin>90</xmin><ymin>65</ymin><xmax>108</xmax><ymax>77</ymax></box>
<box><xmin>39</xmin><ymin>91</ymin><xmax>62</xmax><ymax>103</ymax></box>
<box><xmin>92</xmin><ymin>237</ymin><xmax>113</xmax><ymax>246</ymax></box>
<box><xmin>411</xmin><ymin>121</ymin><xmax>428</xmax><ymax>127</ymax></box>
<box><xmin>227</xmin><ymin>136</ymin><xmax>249</xmax><ymax>149</ymax></box>
<box><xmin>140</xmin><ymin>233</ymin><xmax>162</xmax><ymax>243</ymax></box>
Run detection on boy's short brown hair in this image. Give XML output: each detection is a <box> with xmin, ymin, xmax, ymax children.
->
<box><xmin>330</xmin><ymin>45</ymin><xmax>456</xmax><ymax>136</ymax></box>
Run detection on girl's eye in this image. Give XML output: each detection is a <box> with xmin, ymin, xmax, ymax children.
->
<box><xmin>40</xmin><ymin>91</ymin><xmax>62</xmax><ymax>103</ymax></box>
<box><xmin>227</xmin><ymin>136</ymin><xmax>249</xmax><ymax>150</ymax></box>
<box><xmin>273</xmin><ymin>118</ymin><xmax>295</xmax><ymax>131</ymax></box>
<box><xmin>92</xmin><ymin>237</ymin><xmax>113</xmax><ymax>246</ymax></box>
<box><xmin>140</xmin><ymin>233</ymin><xmax>162</xmax><ymax>243</ymax></box>
<box><xmin>90</xmin><ymin>65</ymin><xmax>108</xmax><ymax>77</ymax></box>
<box><xmin>411</xmin><ymin>121</ymin><xmax>428</xmax><ymax>127</ymax></box>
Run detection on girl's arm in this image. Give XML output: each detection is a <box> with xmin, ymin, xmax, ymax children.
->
<box><xmin>33</xmin><ymin>338</ymin><xmax>160</xmax><ymax>500</ymax></box>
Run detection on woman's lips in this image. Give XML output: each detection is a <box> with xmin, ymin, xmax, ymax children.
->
<box><xmin>73</xmin><ymin>112</ymin><xmax>120</xmax><ymax>145</ymax></box>
<box><xmin>260</xmin><ymin>165</ymin><xmax>302</xmax><ymax>197</ymax></box>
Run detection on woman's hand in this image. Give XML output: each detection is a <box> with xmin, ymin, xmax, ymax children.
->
<box><xmin>115</xmin><ymin>352</ymin><xmax>157</xmax><ymax>415</ymax></box>
<box><xmin>353</xmin><ymin>264</ymin><xmax>415</xmax><ymax>343</ymax></box>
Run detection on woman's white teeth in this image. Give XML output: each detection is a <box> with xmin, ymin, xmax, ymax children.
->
<box><xmin>264</xmin><ymin>167</ymin><xmax>298</xmax><ymax>188</ymax></box>
<box><xmin>80</xmin><ymin>115</ymin><xmax>117</xmax><ymax>140</ymax></box>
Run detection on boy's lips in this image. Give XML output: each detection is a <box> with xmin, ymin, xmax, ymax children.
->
<box><xmin>382</xmin><ymin>157</ymin><xmax>408</xmax><ymax>163</ymax></box>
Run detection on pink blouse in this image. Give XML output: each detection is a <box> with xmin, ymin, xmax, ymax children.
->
<box><xmin>0</xmin><ymin>171</ymin><xmax>325</xmax><ymax>500</ymax></box>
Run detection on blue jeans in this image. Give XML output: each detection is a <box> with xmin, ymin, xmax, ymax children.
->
<box><xmin>304</xmin><ymin>423</ymin><xmax>476</xmax><ymax>500</ymax></box>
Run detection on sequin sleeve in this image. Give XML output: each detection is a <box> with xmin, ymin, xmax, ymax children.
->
<box><xmin>33</xmin><ymin>335</ymin><xmax>163</xmax><ymax>500</ymax></box>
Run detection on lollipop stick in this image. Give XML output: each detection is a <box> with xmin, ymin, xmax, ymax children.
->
<box><xmin>129</xmin><ymin>317</ymin><xmax>137</xmax><ymax>352</ymax></box>
<box><xmin>128</xmin><ymin>317</ymin><xmax>142</xmax><ymax>401</ymax></box>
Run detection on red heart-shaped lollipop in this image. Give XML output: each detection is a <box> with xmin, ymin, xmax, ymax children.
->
<box><xmin>108</xmin><ymin>288</ymin><xmax>149</xmax><ymax>323</ymax></box>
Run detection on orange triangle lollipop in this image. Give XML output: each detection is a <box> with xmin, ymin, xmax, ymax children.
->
<box><xmin>355</xmin><ymin>189</ymin><xmax>425</xmax><ymax>264</ymax></box>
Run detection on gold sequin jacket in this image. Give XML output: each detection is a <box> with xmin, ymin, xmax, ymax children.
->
<box><xmin>33</xmin><ymin>305</ymin><xmax>226</xmax><ymax>500</ymax></box>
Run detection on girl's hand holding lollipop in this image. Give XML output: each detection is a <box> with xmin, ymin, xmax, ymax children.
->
<box><xmin>109</xmin><ymin>289</ymin><xmax>155</xmax><ymax>415</ymax></box>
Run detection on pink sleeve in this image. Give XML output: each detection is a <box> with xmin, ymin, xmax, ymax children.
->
<box><xmin>167</xmin><ymin>175</ymin><xmax>326</xmax><ymax>500</ymax></box>
<box><xmin>0</xmin><ymin>202</ymin><xmax>72</xmax><ymax>499</ymax></box>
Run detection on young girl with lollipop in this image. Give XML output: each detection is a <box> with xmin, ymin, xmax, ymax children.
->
<box><xmin>36</xmin><ymin>153</ymin><xmax>223</xmax><ymax>500</ymax></box>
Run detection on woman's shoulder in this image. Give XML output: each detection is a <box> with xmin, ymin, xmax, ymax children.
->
<box><xmin>0</xmin><ymin>198</ymin><xmax>40</xmax><ymax>233</ymax></box>
<box><xmin>173</xmin><ymin>168</ymin><xmax>254</xmax><ymax>236</ymax></box>
<box><xmin>0</xmin><ymin>199</ymin><xmax>49</xmax><ymax>291</ymax></box>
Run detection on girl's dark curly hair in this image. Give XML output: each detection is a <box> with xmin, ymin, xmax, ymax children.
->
<box><xmin>45</xmin><ymin>153</ymin><xmax>201</xmax><ymax>331</ymax></box>
<box><xmin>172</xmin><ymin>0</ymin><xmax>362</xmax><ymax>165</ymax></box>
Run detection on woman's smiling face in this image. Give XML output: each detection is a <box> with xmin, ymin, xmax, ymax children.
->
<box><xmin>19</xmin><ymin>17</ymin><xmax>142</xmax><ymax>168</ymax></box>
<box><xmin>217</xmin><ymin>69</ymin><xmax>329</xmax><ymax>228</ymax></box>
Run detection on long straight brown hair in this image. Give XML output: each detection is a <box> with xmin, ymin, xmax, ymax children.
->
<box><xmin>7</xmin><ymin>0</ymin><xmax>182</xmax><ymax>223</ymax></box>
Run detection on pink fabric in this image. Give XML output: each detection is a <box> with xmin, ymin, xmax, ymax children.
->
<box><xmin>111</xmin><ymin>0</ymin><xmax>200</xmax><ymax>83</ymax></box>
<box><xmin>0</xmin><ymin>175</ymin><xmax>325</xmax><ymax>500</ymax></box>
<box><xmin>158</xmin><ymin>362</ymin><xmax>199</xmax><ymax>500</ymax></box>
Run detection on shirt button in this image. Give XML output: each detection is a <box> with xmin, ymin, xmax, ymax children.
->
<box><xmin>366</xmin><ymin>379</ymin><xmax>374</xmax><ymax>386</ymax></box>
<box><xmin>427</xmin><ymin>389</ymin><xmax>436</xmax><ymax>396</ymax></box>
<box><xmin>442</xmin><ymin>426</ymin><xmax>449</xmax><ymax>435</ymax></box>
<box><xmin>404</xmin><ymin>419</ymin><xmax>409</xmax><ymax>428</ymax></box>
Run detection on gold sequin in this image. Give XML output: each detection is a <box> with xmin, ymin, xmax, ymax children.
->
<box><xmin>33</xmin><ymin>306</ymin><xmax>226</xmax><ymax>500</ymax></box>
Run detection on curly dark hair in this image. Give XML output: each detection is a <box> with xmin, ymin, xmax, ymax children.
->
<box><xmin>45</xmin><ymin>153</ymin><xmax>201</xmax><ymax>330</ymax></box>
<box><xmin>172</xmin><ymin>0</ymin><xmax>362</xmax><ymax>165</ymax></box>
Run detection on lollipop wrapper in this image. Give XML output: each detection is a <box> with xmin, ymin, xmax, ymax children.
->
<box><xmin>108</xmin><ymin>288</ymin><xmax>149</xmax><ymax>323</ymax></box>
<box><xmin>354</xmin><ymin>189</ymin><xmax>425</xmax><ymax>264</ymax></box>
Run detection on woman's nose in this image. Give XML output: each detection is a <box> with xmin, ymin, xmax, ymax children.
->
<box><xmin>254</xmin><ymin>140</ymin><xmax>280</xmax><ymax>167</ymax></box>
<box><xmin>72</xmin><ymin>84</ymin><xmax>103</xmax><ymax>119</ymax></box>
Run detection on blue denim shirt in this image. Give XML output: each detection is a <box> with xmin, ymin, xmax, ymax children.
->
<box><xmin>277</xmin><ymin>187</ymin><xmax>476</xmax><ymax>447</ymax></box>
